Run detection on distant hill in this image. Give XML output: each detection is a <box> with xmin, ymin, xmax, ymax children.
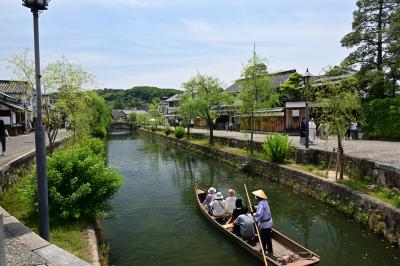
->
<box><xmin>95</xmin><ymin>86</ymin><xmax>181</xmax><ymax>110</ymax></box>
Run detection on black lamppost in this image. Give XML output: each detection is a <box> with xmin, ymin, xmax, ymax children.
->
<box><xmin>22</xmin><ymin>0</ymin><xmax>49</xmax><ymax>240</ymax></box>
<box><xmin>303</xmin><ymin>68</ymin><xmax>312</xmax><ymax>149</ymax></box>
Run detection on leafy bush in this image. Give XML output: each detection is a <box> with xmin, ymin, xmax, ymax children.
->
<box><xmin>362</xmin><ymin>97</ymin><xmax>400</xmax><ymax>139</ymax></box>
<box><xmin>175</xmin><ymin>127</ymin><xmax>185</xmax><ymax>139</ymax></box>
<box><xmin>24</xmin><ymin>139</ymin><xmax>123</xmax><ymax>221</ymax></box>
<box><xmin>263</xmin><ymin>134</ymin><xmax>292</xmax><ymax>163</ymax></box>
<box><xmin>151</xmin><ymin>125</ymin><xmax>157</xmax><ymax>132</ymax></box>
<box><xmin>378</xmin><ymin>187</ymin><xmax>396</xmax><ymax>200</ymax></box>
<box><xmin>164</xmin><ymin>126</ymin><xmax>173</xmax><ymax>136</ymax></box>
<box><xmin>79</xmin><ymin>137</ymin><xmax>105</xmax><ymax>156</ymax></box>
<box><xmin>92</xmin><ymin>126</ymin><xmax>107</xmax><ymax>139</ymax></box>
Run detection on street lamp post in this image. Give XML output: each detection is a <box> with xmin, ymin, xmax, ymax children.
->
<box><xmin>303</xmin><ymin>68</ymin><xmax>312</xmax><ymax>149</ymax></box>
<box><xmin>22</xmin><ymin>0</ymin><xmax>49</xmax><ymax>240</ymax></box>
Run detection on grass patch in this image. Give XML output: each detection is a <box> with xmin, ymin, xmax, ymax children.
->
<box><xmin>338</xmin><ymin>179</ymin><xmax>400</xmax><ymax>207</ymax></box>
<box><xmin>0</xmin><ymin>174</ymin><xmax>90</xmax><ymax>261</ymax></box>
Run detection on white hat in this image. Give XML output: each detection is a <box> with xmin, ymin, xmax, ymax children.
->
<box><xmin>252</xmin><ymin>189</ymin><xmax>268</xmax><ymax>200</ymax></box>
<box><xmin>208</xmin><ymin>187</ymin><xmax>216</xmax><ymax>193</ymax></box>
<box><xmin>214</xmin><ymin>192</ymin><xmax>224</xmax><ymax>200</ymax></box>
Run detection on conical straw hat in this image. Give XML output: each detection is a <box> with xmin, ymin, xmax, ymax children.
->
<box><xmin>252</xmin><ymin>189</ymin><xmax>267</xmax><ymax>200</ymax></box>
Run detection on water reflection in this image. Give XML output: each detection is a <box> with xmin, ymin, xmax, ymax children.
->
<box><xmin>102</xmin><ymin>134</ymin><xmax>399</xmax><ymax>266</ymax></box>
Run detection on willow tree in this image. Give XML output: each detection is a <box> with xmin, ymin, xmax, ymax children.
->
<box><xmin>238</xmin><ymin>51</ymin><xmax>279</xmax><ymax>154</ymax></box>
<box><xmin>183</xmin><ymin>73</ymin><xmax>231</xmax><ymax>145</ymax></box>
<box><xmin>317</xmin><ymin>80</ymin><xmax>361</xmax><ymax>180</ymax></box>
<box><xmin>8</xmin><ymin>51</ymin><xmax>94</xmax><ymax>153</ymax></box>
<box><xmin>180</xmin><ymin>81</ymin><xmax>198</xmax><ymax>138</ymax></box>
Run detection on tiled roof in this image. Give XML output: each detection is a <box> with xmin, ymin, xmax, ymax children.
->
<box><xmin>225</xmin><ymin>69</ymin><xmax>297</xmax><ymax>94</ymax></box>
<box><xmin>0</xmin><ymin>80</ymin><xmax>31</xmax><ymax>94</ymax></box>
<box><xmin>165</xmin><ymin>93</ymin><xmax>181</xmax><ymax>102</ymax></box>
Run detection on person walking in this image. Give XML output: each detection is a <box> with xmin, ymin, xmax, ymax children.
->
<box><xmin>350</xmin><ymin>121</ymin><xmax>358</xmax><ymax>140</ymax></box>
<box><xmin>300</xmin><ymin>118</ymin><xmax>306</xmax><ymax>145</ymax></box>
<box><xmin>252</xmin><ymin>189</ymin><xmax>273</xmax><ymax>255</ymax></box>
<box><xmin>0</xmin><ymin>120</ymin><xmax>9</xmax><ymax>156</ymax></box>
<box><xmin>309</xmin><ymin>118</ymin><xmax>316</xmax><ymax>143</ymax></box>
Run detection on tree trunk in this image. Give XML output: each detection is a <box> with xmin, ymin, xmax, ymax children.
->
<box><xmin>337</xmin><ymin>133</ymin><xmax>344</xmax><ymax>180</ymax></box>
<box><xmin>187</xmin><ymin>123</ymin><xmax>190</xmax><ymax>138</ymax></box>
<box><xmin>209</xmin><ymin>120</ymin><xmax>214</xmax><ymax>145</ymax></box>
<box><xmin>250</xmin><ymin>109</ymin><xmax>254</xmax><ymax>154</ymax></box>
<box><xmin>376</xmin><ymin>0</ymin><xmax>384</xmax><ymax>98</ymax></box>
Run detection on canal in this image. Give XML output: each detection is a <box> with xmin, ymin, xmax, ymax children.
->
<box><xmin>102</xmin><ymin>133</ymin><xmax>399</xmax><ymax>265</ymax></box>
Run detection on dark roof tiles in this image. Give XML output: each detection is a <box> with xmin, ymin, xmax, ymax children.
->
<box><xmin>0</xmin><ymin>80</ymin><xmax>31</xmax><ymax>94</ymax></box>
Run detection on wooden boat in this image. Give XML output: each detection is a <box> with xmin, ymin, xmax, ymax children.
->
<box><xmin>196</xmin><ymin>186</ymin><xmax>320</xmax><ymax>265</ymax></box>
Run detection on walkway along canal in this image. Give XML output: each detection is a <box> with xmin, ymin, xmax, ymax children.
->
<box><xmin>101</xmin><ymin>133</ymin><xmax>399</xmax><ymax>266</ymax></box>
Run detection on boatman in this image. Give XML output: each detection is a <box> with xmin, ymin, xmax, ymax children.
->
<box><xmin>252</xmin><ymin>189</ymin><xmax>273</xmax><ymax>255</ymax></box>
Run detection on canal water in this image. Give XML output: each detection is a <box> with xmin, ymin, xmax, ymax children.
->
<box><xmin>102</xmin><ymin>133</ymin><xmax>399</xmax><ymax>266</ymax></box>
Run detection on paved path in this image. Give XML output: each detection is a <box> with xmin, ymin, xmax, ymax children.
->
<box><xmin>190</xmin><ymin>128</ymin><xmax>400</xmax><ymax>169</ymax></box>
<box><xmin>0</xmin><ymin>130</ymin><xmax>69</xmax><ymax>168</ymax></box>
<box><xmin>1</xmin><ymin>207</ymin><xmax>90</xmax><ymax>266</ymax></box>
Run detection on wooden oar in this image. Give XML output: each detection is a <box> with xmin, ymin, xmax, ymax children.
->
<box><xmin>244</xmin><ymin>184</ymin><xmax>268</xmax><ymax>266</ymax></box>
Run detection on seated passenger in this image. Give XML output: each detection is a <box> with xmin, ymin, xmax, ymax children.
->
<box><xmin>202</xmin><ymin>187</ymin><xmax>216</xmax><ymax>209</ymax></box>
<box><xmin>234</xmin><ymin>213</ymin><xmax>255</xmax><ymax>238</ymax></box>
<box><xmin>224</xmin><ymin>189</ymin><xmax>237</xmax><ymax>215</ymax></box>
<box><xmin>210</xmin><ymin>192</ymin><xmax>226</xmax><ymax>217</ymax></box>
<box><xmin>227</xmin><ymin>199</ymin><xmax>247</xmax><ymax>224</ymax></box>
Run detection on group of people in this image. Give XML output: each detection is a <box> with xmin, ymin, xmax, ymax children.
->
<box><xmin>300</xmin><ymin>117</ymin><xmax>317</xmax><ymax>145</ymax></box>
<box><xmin>202</xmin><ymin>187</ymin><xmax>273</xmax><ymax>255</ymax></box>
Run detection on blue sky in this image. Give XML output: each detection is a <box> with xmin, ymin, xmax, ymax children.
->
<box><xmin>0</xmin><ymin>0</ymin><xmax>356</xmax><ymax>90</ymax></box>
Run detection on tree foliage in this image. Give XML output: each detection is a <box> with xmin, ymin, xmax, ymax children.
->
<box><xmin>24</xmin><ymin>138</ymin><xmax>123</xmax><ymax>221</ymax></box>
<box><xmin>238</xmin><ymin>52</ymin><xmax>279</xmax><ymax>153</ymax></box>
<box><xmin>278</xmin><ymin>72</ymin><xmax>304</xmax><ymax>101</ymax></box>
<box><xmin>182</xmin><ymin>73</ymin><xmax>232</xmax><ymax>145</ymax></box>
<box><xmin>316</xmin><ymin>81</ymin><xmax>361</xmax><ymax>179</ymax></box>
<box><xmin>96</xmin><ymin>87</ymin><xmax>180</xmax><ymax>109</ymax></box>
<box><xmin>362</xmin><ymin>96</ymin><xmax>400</xmax><ymax>139</ymax></box>
<box><xmin>341</xmin><ymin>0</ymin><xmax>400</xmax><ymax>99</ymax></box>
<box><xmin>180</xmin><ymin>81</ymin><xmax>198</xmax><ymax>137</ymax></box>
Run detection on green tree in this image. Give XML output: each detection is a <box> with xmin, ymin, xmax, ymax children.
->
<box><xmin>128</xmin><ymin>113</ymin><xmax>137</xmax><ymax>123</ymax></box>
<box><xmin>113</xmin><ymin>99</ymin><xmax>124</xmax><ymax>110</ymax></box>
<box><xmin>136</xmin><ymin>114</ymin><xmax>149</xmax><ymax>127</ymax></box>
<box><xmin>7</xmin><ymin>52</ymin><xmax>94</xmax><ymax>153</ymax></box>
<box><xmin>341</xmin><ymin>0</ymin><xmax>400</xmax><ymax>99</ymax></box>
<box><xmin>86</xmin><ymin>92</ymin><xmax>112</xmax><ymax>138</ymax></box>
<box><xmin>278</xmin><ymin>72</ymin><xmax>304</xmax><ymax>101</ymax></box>
<box><xmin>238</xmin><ymin>51</ymin><xmax>279</xmax><ymax>154</ymax></box>
<box><xmin>148</xmin><ymin>102</ymin><xmax>163</xmax><ymax>125</ymax></box>
<box><xmin>180</xmin><ymin>82</ymin><xmax>197</xmax><ymax>138</ymax></box>
<box><xmin>316</xmin><ymin>81</ymin><xmax>361</xmax><ymax>180</ymax></box>
<box><xmin>183</xmin><ymin>73</ymin><xmax>232</xmax><ymax>145</ymax></box>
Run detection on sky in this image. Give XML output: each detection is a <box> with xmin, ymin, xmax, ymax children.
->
<box><xmin>0</xmin><ymin>0</ymin><xmax>357</xmax><ymax>90</ymax></box>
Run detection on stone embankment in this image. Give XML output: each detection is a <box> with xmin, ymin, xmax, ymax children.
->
<box><xmin>140</xmin><ymin>129</ymin><xmax>400</xmax><ymax>246</ymax></box>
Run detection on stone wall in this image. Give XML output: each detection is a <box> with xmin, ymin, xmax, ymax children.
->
<box><xmin>188</xmin><ymin>132</ymin><xmax>400</xmax><ymax>188</ymax></box>
<box><xmin>140</xmin><ymin>129</ymin><xmax>400</xmax><ymax>246</ymax></box>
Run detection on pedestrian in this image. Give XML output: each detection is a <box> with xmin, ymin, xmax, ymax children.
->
<box><xmin>309</xmin><ymin>118</ymin><xmax>316</xmax><ymax>143</ymax></box>
<box><xmin>225</xmin><ymin>121</ymin><xmax>229</xmax><ymax>132</ymax></box>
<box><xmin>252</xmin><ymin>189</ymin><xmax>273</xmax><ymax>255</ymax></box>
<box><xmin>224</xmin><ymin>189</ymin><xmax>237</xmax><ymax>215</ymax></box>
<box><xmin>0</xmin><ymin>120</ymin><xmax>9</xmax><ymax>156</ymax></box>
<box><xmin>299</xmin><ymin>117</ymin><xmax>306</xmax><ymax>145</ymax></box>
<box><xmin>350</xmin><ymin>121</ymin><xmax>358</xmax><ymax>140</ymax></box>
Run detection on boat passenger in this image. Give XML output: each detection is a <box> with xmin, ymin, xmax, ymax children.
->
<box><xmin>202</xmin><ymin>187</ymin><xmax>216</xmax><ymax>209</ymax></box>
<box><xmin>224</xmin><ymin>189</ymin><xmax>237</xmax><ymax>215</ymax></box>
<box><xmin>234</xmin><ymin>213</ymin><xmax>255</xmax><ymax>238</ymax></box>
<box><xmin>227</xmin><ymin>199</ymin><xmax>247</xmax><ymax>224</ymax></box>
<box><xmin>210</xmin><ymin>192</ymin><xmax>226</xmax><ymax>217</ymax></box>
<box><xmin>252</xmin><ymin>189</ymin><xmax>273</xmax><ymax>255</ymax></box>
